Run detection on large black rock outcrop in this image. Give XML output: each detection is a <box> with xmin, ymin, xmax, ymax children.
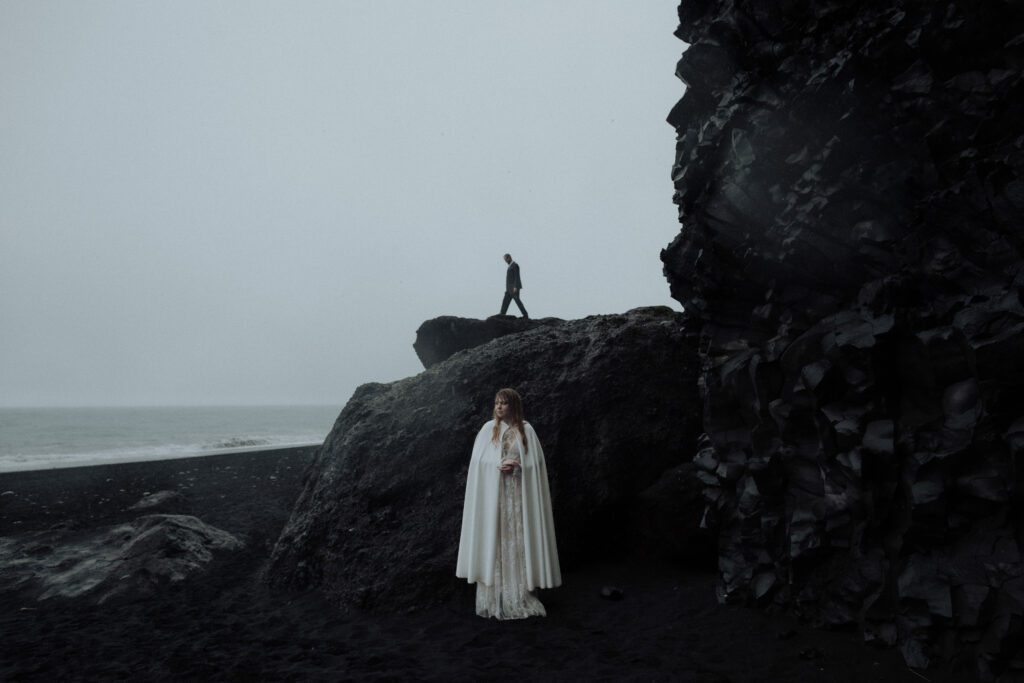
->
<box><xmin>268</xmin><ymin>307</ymin><xmax>702</xmax><ymax>610</ymax></box>
<box><xmin>0</xmin><ymin>514</ymin><xmax>243</xmax><ymax>604</ymax></box>
<box><xmin>413</xmin><ymin>315</ymin><xmax>563</xmax><ymax>369</ymax></box>
<box><xmin>663</xmin><ymin>0</ymin><xmax>1024</xmax><ymax>677</ymax></box>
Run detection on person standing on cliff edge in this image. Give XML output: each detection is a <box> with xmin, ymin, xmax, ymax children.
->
<box><xmin>500</xmin><ymin>253</ymin><xmax>529</xmax><ymax>318</ymax></box>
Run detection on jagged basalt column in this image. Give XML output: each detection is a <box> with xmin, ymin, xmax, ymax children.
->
<box><xmin>663</xmin><ymin>0</ymin><xmax>1024</xmax><ymax>677</ymax></box>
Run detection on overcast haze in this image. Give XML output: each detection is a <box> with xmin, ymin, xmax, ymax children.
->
<box><xmin>1</xmin><ymin>1</ymin><xmax>684</xmax><ymax>408</ymax></box>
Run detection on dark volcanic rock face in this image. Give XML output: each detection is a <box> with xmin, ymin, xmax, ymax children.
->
<box><xmin>268</xmin><ymin>307</ymin><xmax>702</xmax><ymax>610</ymax></box>
<box><xmin>413</xmin><ymin>315</ymin><xmax>563</xmax><ymax>369</ymax></box>
<box><xmin>664</xmin><ymin>0</ymin><xmax>1024</xmax><ymax>676</ymax></box>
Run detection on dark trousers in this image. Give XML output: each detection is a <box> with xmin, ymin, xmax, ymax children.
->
<box><xmin>500</xmin><ymin>291</ymin><xmax>529</xmax><ymax>317</ymax></box>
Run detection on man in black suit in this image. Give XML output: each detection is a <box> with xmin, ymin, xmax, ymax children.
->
<box><xmin>500</xmin><ymin>253</ymin><xmax>529</xmax><ymax>318</ymax></box>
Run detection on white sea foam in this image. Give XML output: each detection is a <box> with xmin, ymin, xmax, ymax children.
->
<box><xmin>0</xmin><ymin>406</ymin><xmax>335</xmax><ymax>473</ymax></box>
<box><xmin>0</xmin><ymin>437</ymin><xmax>324</xmax><ymax>473</ymax></box>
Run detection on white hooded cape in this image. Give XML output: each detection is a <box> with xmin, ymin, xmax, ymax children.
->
<box><xmin>456</xmin><ymin>420</ymin><xmax>561</xmax><ymax>590</ymax></box>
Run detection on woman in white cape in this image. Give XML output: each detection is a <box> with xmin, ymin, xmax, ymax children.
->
<box><xmin>456</xmin><ymin>388</ymin><xmax>561</xmax><ymax>619</ymax></box>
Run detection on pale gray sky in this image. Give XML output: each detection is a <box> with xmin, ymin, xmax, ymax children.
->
<box><xmin>1</xmin><ymin>1</ymin><xmax>684</xmax><ymax>407</ymax></box>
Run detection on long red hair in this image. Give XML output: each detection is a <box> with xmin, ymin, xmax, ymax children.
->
<box><xmin>491</xmin><ymin>387</ymin><xmax>528</xmax><ymax>454</ymax></box>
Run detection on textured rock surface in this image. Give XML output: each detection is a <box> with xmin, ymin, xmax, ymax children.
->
<box><xmin>663</xmin><ymin>0</ymin><xmax>1024</xmax><ymax>677</ymax></box>
<box><xmin>0</xmin><ymin>514</ymin><xmax>243</xmax><ymax>604</ymax></box>
<box><xmin>128</xmin><ymin>490</ymin><xmax>183</xmax><ymax>511</ymax></box>
<box><xmin>629</xmin><ymin>462</ymin><xmax>714</xmax><ymax>567</ymax></box>
<box><xmin>268</xmin><ymin>307</ymin><xmax>702</xmax><ymax>610</ymax></box>
<box><xmin>412</xmin><ymin>315</ymin><xmax>563</xmax><ymax>369</ymax></box>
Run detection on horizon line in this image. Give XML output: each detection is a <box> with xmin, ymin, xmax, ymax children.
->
<box><xmin>0</xmin><ymin>403</ymin><xmax>340</xmax><ymax>410</ymax></box>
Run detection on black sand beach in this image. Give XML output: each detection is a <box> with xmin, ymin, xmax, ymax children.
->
<box><xmin>0</xmin><ymin>448</ymin><xmax>953</xmax><ymax>681</ymax></box>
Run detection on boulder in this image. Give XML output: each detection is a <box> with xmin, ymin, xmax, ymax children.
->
<box><xmin>413</xmin><ymin>315</ymin><xmax>563</xmax><ymax>369</ymax></box>
<box><xmin>664</xmin><ymin>0</ymin><xmax>1024</xmax><ymax>674</ymax></box>
<box><xmin>268</xmin><ymin>307</ymin><xmax>703</xmax><ymax>610</ymax></box>
<box><xmin>0</xmin><ymin>514</ymin><xmax>243</xmax><ymax>604</ymax></box>
<box><xmin>628</xmin><ymin>462</ymin><xmax>714</xmax><ymax>568</ymax></box>
<box><xmin>128</xmin><ymin>490</ymin><xmax>184</xmax><ymax>511</ymax></box>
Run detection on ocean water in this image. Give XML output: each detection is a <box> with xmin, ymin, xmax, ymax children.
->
<box><xmin>0</xmin><ymin>405</ymin><xmax>338</xmax><ymax>473</ymax></box>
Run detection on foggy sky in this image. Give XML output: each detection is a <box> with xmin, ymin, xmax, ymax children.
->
<box><xmin>0</xmin><ymin>1</ymin><xmax>684</xmax><ymax>408</ymax></box>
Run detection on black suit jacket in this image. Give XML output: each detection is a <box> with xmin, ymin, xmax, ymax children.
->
<box><xmin>506</xmin><ymin>262</ymin><xmax>523</xmax><ymax>292</ymax></box>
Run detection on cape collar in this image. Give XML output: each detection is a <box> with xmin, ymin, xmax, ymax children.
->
<box><xmin>498</xmin><ymin>419</ymin><xmax>523</xmax><ymax>436</ymax></box>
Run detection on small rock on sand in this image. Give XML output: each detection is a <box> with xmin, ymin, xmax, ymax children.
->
<box><xmin>129</xmin><ymin>490</ymin><xmax>183</xmax><ymax>510</ymax></box>
<box><xmin>600</xmin><ymin>586</ymin><xmax>625</xmax><ymax>601</ymax></box>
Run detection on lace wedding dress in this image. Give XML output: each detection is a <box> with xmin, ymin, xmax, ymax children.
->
<box><xmin>475</xmin><ymin>426</ymin><xmax>547</xmax><ymax>619</ymax></box>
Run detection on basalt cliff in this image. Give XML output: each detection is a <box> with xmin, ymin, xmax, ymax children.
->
<box><xmin>662</xmin><ymin>0</ymin><xmax>1024</xmax><ymax>677</ymax></box>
